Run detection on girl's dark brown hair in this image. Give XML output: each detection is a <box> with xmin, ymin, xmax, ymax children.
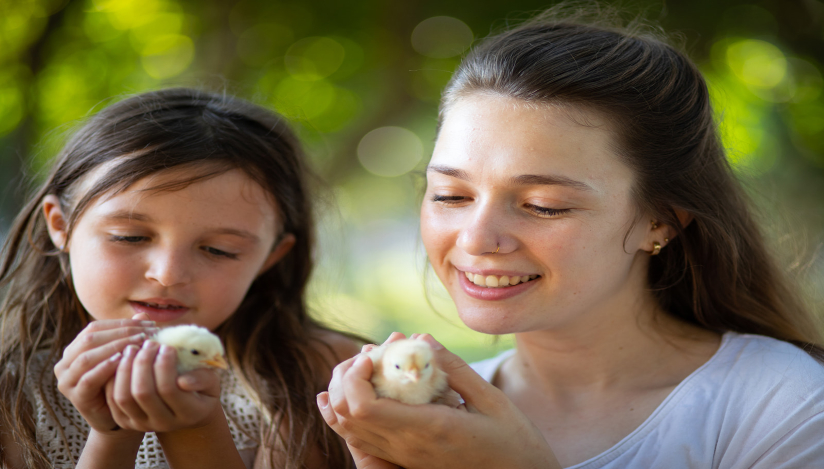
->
<box><xmin>441</xmin><ymin>5</ymin><xmax>822</xmax><ymax>354</ymax></box>
<box><xmin>0</xmin><ymin>88</ymin><xmax>355</xmax><ymax>468</ymax></box>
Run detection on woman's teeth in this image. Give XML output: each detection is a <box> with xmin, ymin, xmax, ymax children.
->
<box><xmin>464</xmin><ymin>272</ymin><xmax>539</xmax><ymax>288</ymax></box>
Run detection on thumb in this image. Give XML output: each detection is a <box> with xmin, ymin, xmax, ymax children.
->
<box><xmin>419</xmin><ymin>334</ymin><xmax>503</xmax><ymax>412</ymax></box>
<box><xmin>177</xmin><ymin>369</ymin><xmax>221</xmax><ymax>397</ymax></box>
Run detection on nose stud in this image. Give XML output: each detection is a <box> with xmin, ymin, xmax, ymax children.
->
<box><xmin>494</xmin><ymin>244</ymin><xmax>500</xmax><ymax>254</ymax></box>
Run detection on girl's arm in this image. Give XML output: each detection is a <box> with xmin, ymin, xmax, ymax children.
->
<box><xmin>54</xmin><ymin>319</ymin><xmax>156</xmax><ymax>468</ymax></box>
<box><xmin>317</xmin><ymin>334</ymin><xmax>561</xmax><ymax>469</ymax></box>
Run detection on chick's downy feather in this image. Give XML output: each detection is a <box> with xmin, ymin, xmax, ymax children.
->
<box><xmin>150</xmin><ymin>325</ymin><xmax>228</xmax><ymax>373</ymax></box>
<box><xmin>367</xmin><ymin>339</ymin><xmax>447</xmax><ymax>405</ymax></box>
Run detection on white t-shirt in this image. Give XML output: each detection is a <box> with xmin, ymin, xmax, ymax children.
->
<box><xmin>470</xmin><ymin>332</ymin><xmax>824</xmax><ymax>468</ymax></box>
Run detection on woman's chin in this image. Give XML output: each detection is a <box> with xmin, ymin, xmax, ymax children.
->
<box><xmin>457</xmin><ymin>307</ymin><xmax>525</xmax><ymax>335</ymax></box>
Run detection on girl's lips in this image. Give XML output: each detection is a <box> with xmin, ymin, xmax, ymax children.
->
<box><xmin>129</xmin><ymin>301</ymin><xmax>190</xmax><ymax>322</ymax></box>
<box><xmin>458</xmin><ymin>269</ymin><xmax>540</xmax><ymax>301</ymax></box>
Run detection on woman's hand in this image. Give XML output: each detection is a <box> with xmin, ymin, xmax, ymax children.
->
<box><xmin>54</xmin><ymin>318</ymin><xmax>157</xmax><ymax>434</ymax></box>
<box><xmin>317</xmin><ymin>334</ymin><xmax>561</xmax><ymax>469</ymax></box>
<box><xmin>105</xmin><ymin>341</ymin><xmax>223</xmax><ymax>433</ymax></box>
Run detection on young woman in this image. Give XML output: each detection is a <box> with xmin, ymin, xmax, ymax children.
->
<box><xmin>317</xmin><ymin>8</ymin><xmax>824</xmax><ymax>469</ymax></box>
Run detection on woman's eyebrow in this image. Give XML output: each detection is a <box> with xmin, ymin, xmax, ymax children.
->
<box><xmin>427</xmin><ymin>165</ymin><xmax>593</xmax><ymax>191</ymax></box>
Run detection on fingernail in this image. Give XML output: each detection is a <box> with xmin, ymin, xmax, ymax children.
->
<box><xmin>411</xmin><ymin>333</ymin><xmax>420</xmax><ymax>339</ymax></box>
<box><xmin>109</xmin><ymin>352</ymin><xmax>122</xmax><ymax>362</ymax></box>
<box><xmin>139</xmin><ymin>320</ymin><xmax>156</xmax><ymax>327</ymax></box>
<box><xmin>141</xmin><ymin>340</ymin><xmax>153</xmax><ymax>350</ymax></box>
<box><xmin>423</xmin><ymin>334</ymin><xmax>444</xmax><ymax>350</ymax></box>
<box><xmin>160</xmin><ymin>345</ymin><xmax>174</xmax><ymax>356</ymax></box>
<box><xmin>316</xmin><ymin>392</ymin><xmax>329</xmax><ymax>409</ymax></box>
<box><xmin>145</xmin><ymin>327</ymin><xmax>159</xmax><ymax>335</ymax></box>
<box><xmin>130</xmin><ymin>332</ymin><xmax>146</xmax><ymax>341</ymax></box>
<box><xmin>123</xmin><ymin>345</ymin><xmax>136</xmax><ymax>358</ymax></box>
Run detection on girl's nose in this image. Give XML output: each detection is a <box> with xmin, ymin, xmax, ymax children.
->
<box><xmin>455</xmin><ymin>202</ymin><xmax>510</xmax><ymax>256</ymax></box>
<box><xmin>145</xmin><ymin>247</ymin><xmax>192</xmax><ymax>287</ymax></box>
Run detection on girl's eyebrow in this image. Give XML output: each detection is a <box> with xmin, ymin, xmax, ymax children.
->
<box><xmin>426</xmin><ymin>164</ymin><xmax>593</xmax><ymax>192</ymax></box>
<box><xmin>101</xmin><ymin>210</ymin><xmax>260</xmax><ymax>243</ymax></box>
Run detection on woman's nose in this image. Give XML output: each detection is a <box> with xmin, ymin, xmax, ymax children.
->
<box><xmin>455</xmin><ymin>202</ymin><xmax>509</xmax><ymax>256</ymax></box>
<box><xmin>144</xmin><ymin>247</ymin><xmax>192</xmax><ymax>287</ymax></box>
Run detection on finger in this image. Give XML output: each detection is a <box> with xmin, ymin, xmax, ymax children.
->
<box><xmin>61</xmin><ymin>320</ymin><xmax>158</xmax><ymax>368</ymax></box>
<box><xmin>410</xmin><ymin>333</ymin><xmax>420</xmax><ymax>340</ymax></box>
<box><xmin>131</xmin><ymin>341</ymin><xmax>173</xmax><ymax>420</ymax></box>
<box><xmin>332</xmin><ymin>355</ymin><xmax>378</xmax><ymax>418</ymax></box>
<box><xmin>361</xmin><ymin>344</ymin><xmax>378</xmax><ymax>353</ymax></box>
<box><xmin>381</xmin><ymin>332</ymin><xmax>406</xmax><ymax>345</ymax></box>
<box><xmin>71</xmin><ymin>351</ymin><xmax>124</xmax><ymax>403</ymax></box>
<box><xmin>57</xmin><ymin>333</ymin><xmax>150</xmax><ymax>386</ymax></box>
<box><xmin>327</xmin><ymin>355</ymin><xmax>361</xmax><ymax>415</ymax></box>
<box><xmin>132</xmin><ymin>313</ymin><xmax>151</xmax><ymax>321</ymax></box>
<box><xmin>177</xmin><ymin>368</ymin><xmax>220</xmax><ymax>394</ymax></box>
<box><xmin>419</xmin><ymin>334</ymin><xmax>502</xmax><ymax>412</ymax></box>
<box><xmin>317</xmin><ymin>392</ymin><xmax>393</xmax><ymax>457</ymax></box>
<box><xmin>350</xmin><ymin>444</ymin><xmax>401</xmax><ymax>469</ymax></box>
<box><xmin>113</xmin><ymin>345</ymin><xmax>148</xmax><ymax>422</ymax></box>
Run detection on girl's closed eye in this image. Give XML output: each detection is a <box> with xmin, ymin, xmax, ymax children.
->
<box><xmin>201</xmin><ymin>246</ymin><xmax>239</xmax><ymax>259</ymax></box>
<box><xmin>110</xmin><ymin>235</ymin><xmax>148</xmax><ymax>243</ymax></box>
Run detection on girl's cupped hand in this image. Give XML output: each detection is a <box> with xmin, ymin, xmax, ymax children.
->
<box><xmin>54</xmin><ymin>318</ymin><xmax>158</xmax><ymax>434</ymax></box>
<box><xmin>317</xmin><ymin>333</ymin><xmax>561</xmax><ymax>469</ymax></box>
<box><xmin>104</xmin><ymin>335</ymin><xmax>223</xmax><ymax>434</ymax></box>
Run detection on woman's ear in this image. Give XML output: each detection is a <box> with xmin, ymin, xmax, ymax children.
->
<box><xmin>43</xmin><ymin>195</ymin><xmax>68</xmax><ymax>251</ymax></box>
<box><xmin>258</xmin><ymin>233</ymin><xmax>296</xmax><ymax>275</ymax></box>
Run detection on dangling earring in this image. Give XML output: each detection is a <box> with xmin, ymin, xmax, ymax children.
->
<box><xmin>651</xmin><ymin>241</ymin><xmax>662</xmax><ymax>255</ymax></box>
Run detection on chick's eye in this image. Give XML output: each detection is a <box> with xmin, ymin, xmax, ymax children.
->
<box><xmin>395</xmin><ymin>364</ymin><xmax>401</xmax><ymax>369</ymax></box>
<box><xmin>190</xmin><ymin>349</ymin><xmax>200</xmax><ymax>355</ymax></box>
<box><xmin>425</xmin><ymin>363</ymin><xmax>430</xmax><ymax>369</ymax></box>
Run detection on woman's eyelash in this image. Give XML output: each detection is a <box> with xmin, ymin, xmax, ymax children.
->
<box><xmin>432</xmin><ymin>195</ymin><xmax>465</xmax><ymax>203</ymax></box>
<box><xmin>524</xmin><ymin>204</ymin><xmax>570</xmax><ymax>218</ymax></box>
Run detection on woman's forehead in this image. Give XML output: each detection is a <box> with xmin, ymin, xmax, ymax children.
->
<box><xmin>432</xmin><ymin>94</ymin><xmax>632</xmax><ymax>194</ymax></box>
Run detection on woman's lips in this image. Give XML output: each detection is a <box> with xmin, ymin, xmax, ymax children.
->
<box><xmin>129</xmin><ymin>301</ymin><xmax>190</xmax><ymax>322</ymax></box>
<box><xmin>457</xmin><ymin>269</ymin><xmax>540</xmax><ymax>301</ymax></box>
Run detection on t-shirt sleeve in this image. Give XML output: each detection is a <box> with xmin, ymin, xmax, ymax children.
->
<box><xmin>746</xmin><ymin>411</ymin><xmax>824</xmax><ymax>468</ymax></box>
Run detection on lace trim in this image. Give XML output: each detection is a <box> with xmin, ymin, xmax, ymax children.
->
<box><xmin>25</xmin><ymin>350</ymin><xmax>261</xmax><ymax>468</ymax></box>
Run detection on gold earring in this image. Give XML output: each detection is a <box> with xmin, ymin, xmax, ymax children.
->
<box><xmin>664</xmin><ymin>238</ymin><xmax>669</xmax><ymax>244</ymax></box>
<box><xmin>651</xmin><ymin>220</ymin><xmax>659</xmax><ymax>230</ymax></box>
<box><xmin>651</xmin><ymin>241</ymin><xmax>661</xmax><ymax>255</ymax></box>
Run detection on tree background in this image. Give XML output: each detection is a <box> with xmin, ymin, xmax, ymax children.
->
<box><xmin>1</xmin><ymin>0</ymin><xmax>822</xmax><ymax>360</ymax></box>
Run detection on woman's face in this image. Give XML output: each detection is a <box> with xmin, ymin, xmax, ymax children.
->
<box><xmin>421</xmin><ymin>94</ymin><xmax>654</xmax><ymax>335</ymax></box>
<box><xmin>46</xmin><ymin>168</ymin><xmax>291</xmax><ymax>330</ymax></box>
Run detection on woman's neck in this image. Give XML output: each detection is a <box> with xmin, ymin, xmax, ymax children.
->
<box><xmin>506</xmin><ymin>293</ymin><xmax>720</xmax><ymax>399</ymax></box>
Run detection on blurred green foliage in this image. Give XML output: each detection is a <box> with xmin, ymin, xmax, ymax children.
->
<box><xmin>1</xmin><ymin>0</ymin><xmax>823</xmax><ymax>361</ymax></box>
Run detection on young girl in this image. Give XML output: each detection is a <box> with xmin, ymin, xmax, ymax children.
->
<box><xmin>318</xmin><ymin>6</ymin><xmax>824</xmax><ymax>469</ymax></box>
<box><xmin>0</xmin><ymin>88</ymin><xmax>361</xmax><ymax>468</ymax></box>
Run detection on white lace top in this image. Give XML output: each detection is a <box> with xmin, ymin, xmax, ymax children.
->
<box><xmin>25</xmin><ymin>350</ymin><xmax>262</xmax><ymax>468</ymax></box>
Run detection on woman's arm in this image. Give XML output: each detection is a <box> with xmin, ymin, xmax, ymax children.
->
<box><xmin>318</xmin><ymin>334</ymin><xmax>561</xmax><ymax>469</ymax></box>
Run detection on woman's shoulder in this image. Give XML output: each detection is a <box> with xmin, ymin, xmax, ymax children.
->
<box><xmin>712</xmin><ymin>332</ymin><xmax>824</xmax><ymax>384</ymax></box>
<box><xmin>469</xmin><ymin>349</ymin><xmax>516</xmax><ymax>383</ymax></box>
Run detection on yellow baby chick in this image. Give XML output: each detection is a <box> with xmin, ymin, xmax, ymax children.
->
<box><xmin>367</xmin><ymin>339</ymin><xmax>447</xmax><ymax>405</ymax></box>
<box><xmin>150</xmin><ymin>325</ymin><xmax>228</xmax><ymax>373</ymax></box>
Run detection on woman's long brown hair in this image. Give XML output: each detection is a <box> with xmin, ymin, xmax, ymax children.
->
<box><xmin>0</xmin><ymin>88</ymin><xmax>355</xmax><ymax>468</ymax></box>
<box><xmin>441</xmin><ymin>5</ymin><xmax>822</xmax><ymax>355</ymax></box>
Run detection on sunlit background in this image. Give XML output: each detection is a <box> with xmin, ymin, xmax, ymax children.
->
<box><xmin>1</xmin><ymin>0</ymin><xmax>822</xmax><ymax>361</ymax></box>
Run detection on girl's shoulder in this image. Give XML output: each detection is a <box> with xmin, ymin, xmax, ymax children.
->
<box><xmin>309</xmin><ymin>328</ymin><xmax>363</xmax><ymax>370</ymax></box>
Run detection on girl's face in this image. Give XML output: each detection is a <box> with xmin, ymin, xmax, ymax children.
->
<box><xmin>45</xmin><ymin>168</ymin><xmax>293</xmax><ymax>330</ymax></box>
<box><xmin>421</xmin><ymin>94</ymin><xmax>658</xmax><ymax>335</ymax></box>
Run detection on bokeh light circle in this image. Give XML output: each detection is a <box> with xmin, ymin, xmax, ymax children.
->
<box><xmin>357</xmin><ymin>127</ymin><xmax>423</xmax><ymax>177</ymax></box>
<box><xmin>285</xmin><ymin>37</ymin><xmax>345</xmax><ymax>81</ymax></box>
<box><xmin>411</xmin><ymin>16</ymin><xmax>473</xmax><ymax>58</ymax></box>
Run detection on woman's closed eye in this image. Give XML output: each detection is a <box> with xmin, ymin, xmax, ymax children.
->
<box><xmin>432</xmin><ymin>194</ymin><xmax>467</xmax><ymax>204</ymax></box>
<box><xmin>523</xmin><ymin>203</ymin><xmax>570</xmax><ymax>218</ymax></box>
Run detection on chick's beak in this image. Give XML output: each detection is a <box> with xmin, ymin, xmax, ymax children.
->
<box><xmin>405</xmin><ymin>366</ymin><xmax>421</xmax><ymax>383</ymax></box>
<box><xmin>204</xmin><ymin>354</ymin><xmax>228</xmax><ymax>370</ymax></box>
